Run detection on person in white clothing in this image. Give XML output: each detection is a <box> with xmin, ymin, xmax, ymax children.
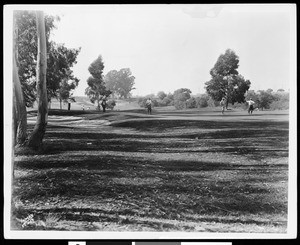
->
<box><xmin>246</xmin><ymin>98</ymin><xmax>255</xmax><ymax>114</ymax></box>
<box><xmin>220</xmin><ymin>97</ymin><xmax>226</xmax><ymax>114</ymax></box>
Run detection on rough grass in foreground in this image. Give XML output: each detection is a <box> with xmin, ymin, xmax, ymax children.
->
<box><xmin>12</xmin><ymin>109</ymin><xmax>289</xmax><ymax>232</ymax></box>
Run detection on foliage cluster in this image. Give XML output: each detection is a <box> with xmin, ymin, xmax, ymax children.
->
<box><xmin>137</xmin><ymin>88</ymin><xmax>288</xmax><ymax>111</ymax></box>
<box><xmin>246</xmin><ymin>89</ymin><xmax>289</xmax><ymax>110</ymax></box>
<box><xmin>85</xmin><ymin>61</ymin><xmax>136</xmax><ymax>109</ymax></box>
<box><xmin>138</xmin><ymin>90</ymin><xmax>211</xmax><ymax>110</ymax></box>
<box><xmin>106</xmin><ymin>99</ymin><xmax>117</xmax><ymax>110</ymax></box>
<box><xmin>205</xmin><ymin>49</ymin><xmax>251</xmax><ymax>107</ymax></box>
<box><xmin>105</xmin><ymin>68</ymin><xmax>135</xmax><ymax>99</ymax></box>
<box><xmin>14</xmin><ymin>10</ymin><xmax>81</xmax><ymax>107</ymax></box>
<box><xmin>85</xmin><ymin>55</ymin><xmax>112</xmax><ymax>110</ymax></box>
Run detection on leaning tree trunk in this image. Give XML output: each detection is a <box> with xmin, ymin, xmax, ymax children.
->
<box><xmin>27</xmin><ymin>11</ymin><xmax>48</xmax><ymax>149</ymax></box>
<box><xmin>13</xmin><ymin>13</ymin><xmax>27</xmax><ymax>146</ymax></box>
<box><xmin>225</xmin><ymin>99</ymin><xmax>229</xmax><ymax>109</ymax></box>
<box><xmin>13</xmin><ymin>56</ymin><xmax>27</xmax><ymax>146</ymax></box>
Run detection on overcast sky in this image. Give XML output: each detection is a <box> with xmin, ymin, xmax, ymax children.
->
<box><xmin>7</xmin><ymin>4</ymin><xmax>296</xmax><ymax>96</ymax></box>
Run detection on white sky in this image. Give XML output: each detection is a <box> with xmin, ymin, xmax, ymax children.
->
<box><xmin>6</xmin><ymin>4</ymin><xmax>297</xmax><ymax>96</ymax></box>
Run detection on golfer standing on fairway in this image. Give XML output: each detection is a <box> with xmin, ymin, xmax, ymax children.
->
<box><xmin>101</xmin><ymin>96</ymin><xmax>107</xmax><ymax>113</ymax></box>
<box><xmin>146</xmin><ymin>98</ymin><xmax>152</xmax><ymax>115</ymax></box>
<box><xmin>220</xmin><ymin>97</ymin><xmax>226</xmax><ymax>114</ymax></box>
<box><xmin>246</xmin><ymin>98</ymin><xmax>255</xmax><ymax>114</ymax></box>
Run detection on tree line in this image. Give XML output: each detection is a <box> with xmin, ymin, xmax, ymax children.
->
<box><xmin>138</xmin><ymin>88</ymin><xmax>289</xmax><ymax>111</ymax></box>
<box><xmin>138</xmin><ymin>49</ymin><xmax>289</xmax><ymax>111</ymax></box>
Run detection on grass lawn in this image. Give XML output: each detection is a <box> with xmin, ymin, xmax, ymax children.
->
<box><xmin>12</xmin><ymin>107</ymin><xmax>289</xmax><ymax>233</ymax></box>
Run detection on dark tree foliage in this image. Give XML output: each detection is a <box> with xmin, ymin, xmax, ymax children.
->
<box><xmin>47</xmin><ymin>42</ymin><xmax>81</xmax><ymax>103</ymax></box>
<box><xmin>205</xmin><ymin>49</ymin><xmax>251</xmax><ymax>107</ymax></box>
<box><xmin>14</xmin><ymin>10</ymin><xmax>58</xmax><ymax>107</ymax></box>
<box><xmin>173</xmin><ymin>88</ymin><xmax>192</xmax><ymax>109</ymax></box>
<box><xmin>85</xmin><ymin>55</ymin><xmax>111</xmax><ymax>110</ymax></box>
<box><xmin>14</xmin><ymin>10</ymin><xmax>80</xmax><ymax>107</ymax></box>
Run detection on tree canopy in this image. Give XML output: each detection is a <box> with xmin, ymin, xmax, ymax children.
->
<box><xmin>47</xmin><ymin>42</ymin><xmax>81</xmax><ymax>103</ymax></box>
<box><xmin>157</xmin><ymin>91</ymin><xmax>167</xmax><ymax>100</ymax></box>
<box><xmin>205</xmin><ymin>49</ymin><xmax>251</xmax><ymax>107</ymax></box>
<box><xmin>85</xmin><ymin>55</ymin><xmax>111</xmax><ymax>110</ymax></box>
<box><xmin>210</xmin><ymin>49</ymin><xmax>239</xmax><ymax>77</ymax></box>
<box><xmin>105</xmin><ymin>68</ymin><xmax>135</xmax><ymax>98</ymax></box>
<box><xmin>14</xmin><ymin>10</ymin><xmax>80</xmax><ymax>107</ymax></box>
<box><xmin>256</xmin><ymin>90</ymin><xmax>276</xmax><ymax>110</ymax></box>
<box><xmin>173</xmin><ymin>88</ymin><xmax>192</xmax><ymax>109</ymax></box>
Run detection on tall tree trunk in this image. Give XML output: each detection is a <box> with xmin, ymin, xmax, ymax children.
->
<box><xmin>13</xmin><ymin>13</ymin><xmax>27</xmax><ymax>146</ymax></box>
<box><xmin>27</xmin><ymin>11</ymin><xmax>48</xmax><ymax>149</ymax></box>
<box><xmin>60</xmin><ymin>98</ymin><xmax>62</xmax><ymax>110</ymax></box>
<box><xmin>225</xmin><ymin>87</ymin><xmax>229</xmax><ymax>109</ymax></box>
<box><xmin>13</xmin><ymin>57</ymin><xmax>27</xmax><ymax>145</ymax></box>
<box><xmin>97</xmin><ymin>99</ymin><xmax>100</xmax><ymax>111</ymax></box>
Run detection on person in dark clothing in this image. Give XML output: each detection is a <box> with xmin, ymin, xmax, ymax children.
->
<box><xmin>146</xmin><ymin>98</ymin><xmax>152</xmax><ymax>114</ymax></box>
<box><xmin>246</xmin><ymin>98</ymin><xmax>255</xmax><ymax>114</ymax></box>
<box><xmin>101</xmin><ymin>98</ymin><xmax>107</xmax><ymax>112</ymax></box>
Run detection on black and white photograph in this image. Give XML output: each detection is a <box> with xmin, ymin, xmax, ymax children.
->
<box><xmin>3</xmin><ymin>4</ymin><xmax>297</xmax><ymax>240</ymax></box>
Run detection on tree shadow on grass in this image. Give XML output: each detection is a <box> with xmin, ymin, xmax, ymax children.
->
<box><xmin>20</xmin><ymin>121</ymin><xmax>289</xmax><ymax>170</ymax></box>
<box><xmin>15</xmin><ymin>152</ymin><xmax>288</xmax><ymax>171</ymax></box>
<box><xmin>35</xmin><ymin>125</ymin><xmax>288</xmax><ymax>161</ymax></box>
<box><xmin>14</xmin><ymin>116</ymin><xmax>289</xmax><ymax>231</ymax></box>
<box><xmin>112</xmin><ymin>119</ymin><xmax>289</xmax><ymax>132</ymax></box>
<box><xmin>14</xmin><ymin>152</ymin><xmax>288</xmax><ymax>215</ymax></box>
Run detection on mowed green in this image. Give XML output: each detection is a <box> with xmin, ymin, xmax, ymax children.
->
<box><xmin>12</xmin><ymin>107</ymin><xmax>289</xmax><ymax>232</ymax></box>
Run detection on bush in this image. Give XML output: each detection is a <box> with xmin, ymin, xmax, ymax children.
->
<box><xmin>106</xmin><ymin>100</ymin><xmax>116</xmax><ymax>110</ymax></box>
<box><xmin>138</xmin><ymin>97</ymin><xmax>158</xmax><ymax>108</ymax></box>
<box><xmin>173</xmin><ymin>88</ymin><xmax>191</xmax><ymax>110</ymax></box>
<box><xmin>156</xmin><ymin>99</ymin><xmax>167</xmax><ymax>107</ymax></box>
<box><xmin>152</xmin><ymin>99</ymin><xmax>159</xmax><ymax>107</ymax></box>
<box><xmin>162</xmin><ymin>97</ymin><xmax>173</xmax><ymax>106</ymax></box>
<box><xmin>166</xmin><ymin>93</ymin><xmax>174</xmax><ymax>100</ymax></box>
<box><xmin>195</xmin><ymin>95</ymin><xmax>209</xmax><ymax>108</ymax></box>
<box><xmin>186</xmin><ymin>97</ymin><xmax>197</xmax><ymax>108</ymax></box>
<box><xmin>155</xmin><ymin>99</ymin><xmax>163</xmax><ymax>107</ymax></box>
<box><xmin>269</xmin><ymin>100</ymin><xmax>289</xmax><ymax>110</ymax></box>
<box><xmin>256</xmin><ymin>91</ymin><xmax>275</xmax><ymax>110</ymax></box>
<box><xmin>157</xmin><ymin>91</ymin><xmax>167</xmax><ymax>100</ymax></box>
<box><xmin>207</xmin><ymin>97</ymin><xmax>219</xmax><ymax>107</ymax></box>
<box><xmin>231</xmin><ymin>103</ymin><xmax>248</xmax><ymax>110</ymax></box>
<box><xmin>138</xmin><ymin>97</ymin><xmax>147</xmax><ymax>108</ymax></box>
<box><xmin>174</xmin><ymin>100</ymin><xmax>186</xmax><ymax>110</ymax></box>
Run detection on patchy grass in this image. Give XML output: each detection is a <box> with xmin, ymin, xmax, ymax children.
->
<box><xmin>12</xmin><ymin>108</ymin><xmax>289</xmax><ymax>232</ymax></box>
